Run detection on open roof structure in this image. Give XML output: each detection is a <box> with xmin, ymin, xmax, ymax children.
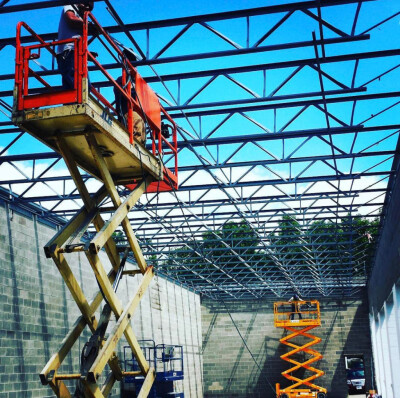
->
<box><xmin>1</xmin><ymin>0</ymin><xmax>399</xmax><ymax>299</ymax></box>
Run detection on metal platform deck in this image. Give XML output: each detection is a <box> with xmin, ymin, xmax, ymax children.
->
<box><xmin>12</xmin><ymin>95</ymin><xmax>162</xmax><ymax>185</ymax></box>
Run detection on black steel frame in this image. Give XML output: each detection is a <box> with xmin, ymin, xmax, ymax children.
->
<box><xmin>1</xmin><ymin>0</ymin><xmax>399</xmax><ymax>299</ymax></box>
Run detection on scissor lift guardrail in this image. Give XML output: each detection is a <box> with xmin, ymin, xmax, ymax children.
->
<box><xmin>12</xmin><ymin>12</ymin><xmax>178</xmax><ymax>398</ymax></box>
<box><xmin>274</xmin><ymin>300</ymin><xmax>327</xmax><ymax>398</ymax></box>
<box><xmin>124</xmin><ymin>341</ymin><xmax>184</xmax><ymax>397</ymax></box>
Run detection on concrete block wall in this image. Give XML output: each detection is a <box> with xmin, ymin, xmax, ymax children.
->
<box><xmin>0</xmin><ymin>202</ymin><xmax>203</xmax><ymax>398</ymax></box>
<box><xmin>367</xmin><ymin>152</ymin><xmax>400</xmax><ymax>397</ymax></box>
<box><xmin>368</xmin><ymin>160</ymin><xmax>400</xmax><ymax>313</ymax></box>
<box><xmin>201</xmin><ymin>295</ymin><xmax>372</xmax><ymax>398</ymax></box>
<box><xmin>368</xmin><ymin>280</ymin><xmax>400</xmax><ymax>398</ymax></box>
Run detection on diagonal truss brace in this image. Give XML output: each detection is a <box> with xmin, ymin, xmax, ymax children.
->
<box><xmin>40</xmin><ymin>134</ymin><xmax>156</xmax><ymax>398</ymax></box>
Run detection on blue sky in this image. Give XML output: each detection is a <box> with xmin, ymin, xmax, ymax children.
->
<box><xmin>0</xmin><ymin>0</ymin><xmax>400</xmax><ymax>209</ymax></box>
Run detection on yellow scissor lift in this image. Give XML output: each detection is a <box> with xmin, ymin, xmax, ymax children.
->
<box><xmin>12</xmin><ymin>14</ymin><xmax>178</xmax><ymax>398</ymax></box>
<box><xmin>274</xmin><ymin>300</ymin><xmax>327</xmax><ymax>398</ymax></box>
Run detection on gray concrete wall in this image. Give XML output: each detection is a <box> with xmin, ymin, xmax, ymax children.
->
<box><xmin>368</xmin><ymin>164</ymin><xmax>400</xmax><ymax>313</ymax></box>
<box><xmin>366</xmin><ymin>154</ymin><xmax>400</xmax><ymax>397</ymax></box>
<box><xmin>201</xmin><ymin>295</ymin><xmax>372</xmax><ymax>398</ymax></box>
<box><xmin>369</xmin><ymin>284</ymin><xmax>400</xmax><ymax>398</ymax></box>
<box><xmin>0</xmin><ymin>202</ymin><xmax>203</xmax><ymax>398</ymax></box>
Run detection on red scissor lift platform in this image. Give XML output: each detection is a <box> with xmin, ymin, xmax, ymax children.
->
<box><xmin>13</xmin><ymin>14</ymin><xmax>178</xmax><ymax>192</ymax></box>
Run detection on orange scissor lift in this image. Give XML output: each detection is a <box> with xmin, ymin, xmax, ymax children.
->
<box><xmin>274</xmin><ymin>300</ymin><xmax>327</xmax><ymax>398</ymax></box>
<box><xmin>12</xmin><ymin>10</ymin><xmax>177</xmax><ymax>398</ymax></box>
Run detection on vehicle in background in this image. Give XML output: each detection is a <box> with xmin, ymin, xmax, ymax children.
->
<box><xmin>346</xmin><ymin>368</ymin><xmax>366</xmax><ymax>394</ymax></box>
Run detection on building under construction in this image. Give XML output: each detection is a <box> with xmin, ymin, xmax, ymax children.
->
<box><xmin>0</xmin><ymin>0</ymin><xmax>399</xmax><ymax>397</ymax></box>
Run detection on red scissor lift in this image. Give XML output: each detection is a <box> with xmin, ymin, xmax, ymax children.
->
<box><xmin>14</xmin><ymin>12</ymin><xmax>178</xmax><ymax>191</ymax></box>
<box><xmin>12</xmin><ymin>11</ymin><xmax>178</xmax><ymax>398</ymax></box>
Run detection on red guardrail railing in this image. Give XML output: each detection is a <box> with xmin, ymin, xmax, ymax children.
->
<box><xmin>14</xmin><ymin>14</ymin><xmax>178</xmax><ymax>192</ymax></box>
<box><xmin>15</xmin><ymin>22</ymin><xmax>83</xmax><ymax>109</ymax></box>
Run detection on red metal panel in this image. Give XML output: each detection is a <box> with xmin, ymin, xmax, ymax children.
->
<box><xmin>126</xmin><ymin>179</ymin><xmax>177</xmax><ymax>193</ymax></box>
<box><xmin>135</xmin><ymin>74</ymin><xmax>161</xmax><ymax>132</ymax></box>
<box><xmin>23</xmin><ymin>91</ymin><xmax>78</xmax><ymax>109</ymax></box>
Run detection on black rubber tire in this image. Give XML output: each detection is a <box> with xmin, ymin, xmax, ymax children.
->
<box><xmin>280</xmin><ymin>394</ymin><xmax>289</xmax><ymax>398</ymax></box>
<box><xmin>317</xmin><ymin>393</ymin><xmax>327</xmax><ymax>398</ymax></box>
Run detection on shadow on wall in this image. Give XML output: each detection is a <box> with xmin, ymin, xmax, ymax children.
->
<box><xmin>249</xmin><ymin>330</ymin><xmax>288</xmax><ymax>398</ymax></box>
<box><xmin>225</xmin><ymin>311</ymin><xmax>257</xmax><ymax>394</ymax></box>
<box><xmin>329</xmin><ymin>298</ymin><xmax>373</xmax><ymax>396</ymax></box>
